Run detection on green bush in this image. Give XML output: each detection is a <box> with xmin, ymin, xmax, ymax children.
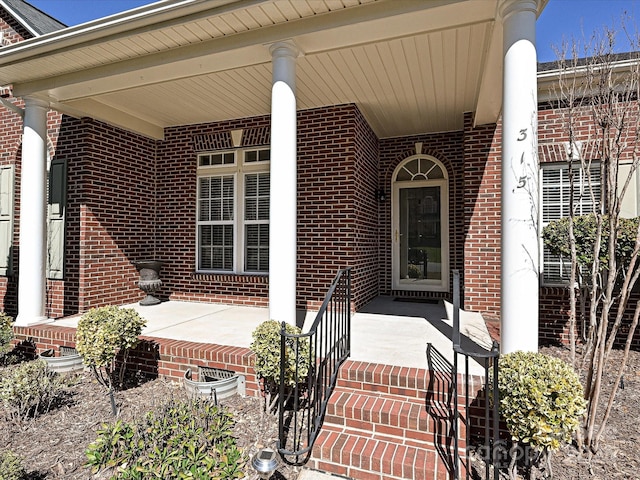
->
<box><xmin>75</xmin><ymin>306</ymin><xmax>146</xmax><ymax>389</ymax></box>
<box><xmin>85</xmin><ymin>397</ymin><xmax>245</xmax><ymax>479</ymax></box>
<box><xmin>542</xmin><ymin>214</ymin><xmax>640</xmax><ymax>274</ymax></box>
<box><xmin>498</xmin><ymin>351</ymin><xmax>586</xmax><ymax>452</ymax></box>
<box><xmin>0</xmin><ymin>359</ymin><xmax>70</xmax><ymax>423</ymax></box>
<box><xmin>0</xmin><ymin>450</ymin><xmax>25</xmax><ymax>480</ymax></box>
<box><xmin>0</xmin><ymin>312</ymin><xmax>14</xmax><ymax>358</ymax></box>
<box><xmin>250</xmin><ymin>320</ymin><xmax>310</xmax><ymax>387</ymax></box>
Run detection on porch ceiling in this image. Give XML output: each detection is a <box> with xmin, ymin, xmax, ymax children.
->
<box><xmin>0</xmin><ymin>0</ymin><xmax>542</xmax><ymax>140</ymax></box>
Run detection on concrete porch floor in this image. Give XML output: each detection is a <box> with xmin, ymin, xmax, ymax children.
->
<box><xmin>52</xmin><ymin>296</ymin><xmax>493</xmax><ymax>375</ymax></box>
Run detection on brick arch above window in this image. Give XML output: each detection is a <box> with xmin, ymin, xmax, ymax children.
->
<box><xmin>383</xmin><ymin>146</ymin><xmax>454</xmax><ymax>185</ymax></box>
<box><xmin>392</xmin><ymin>154</ymin><xmax>449</xmax><ymax>183</ymax></box>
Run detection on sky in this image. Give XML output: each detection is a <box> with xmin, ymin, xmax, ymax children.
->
<box><xmin>25</xmin><ymin>0</ymin><xmax>640</xmax><ymax>63</ymax></box>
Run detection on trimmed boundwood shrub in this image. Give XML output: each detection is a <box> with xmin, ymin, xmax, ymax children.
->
<box><xmin>75</xmin><ymin>306</ymin><xmax>146</xmax><ymax>390</ymax></box>
<box><xmin>498</xmin><ymin>351</ymin><xmax>586</xmax><ymax>479</ymax></box>
<box><xmin>250</xmin><ymin>320</ymin><xmax>310</xmax><ymax>388</ymax></box>
<box><xmin>0</xmin><ymin>313</ymin><xmax>13</xmax><ymax>358</ymax></box>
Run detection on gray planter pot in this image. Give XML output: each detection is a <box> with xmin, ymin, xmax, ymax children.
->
<box><xmin>184</xmin><ymin>366</ymin><xmax>245</xmax><ymax>402</ymax></box>
<box><xmin>39</xmin><ymin>346</ymin><xmax>84</xmax><ymax>373</ymax></box>
<box><xmin>134</xmin><ymin>260</ymin><xmax>164</xmax><ymax>306</ymax></box>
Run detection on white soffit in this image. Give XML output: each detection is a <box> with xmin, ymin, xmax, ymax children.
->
<box><xmin>0</xmin><ymin>0</ymin><xmax>504</xmax><ymax>139</ymax></box>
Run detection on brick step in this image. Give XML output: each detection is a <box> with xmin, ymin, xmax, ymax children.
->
<box><xmin>325</xmin><ymin>389</ymin><xmax>433</xmax><ymax>445</ymax></box>
<box><xmin>336</xmin><ymin>360</ymin><xmax>430</xmax><ymax>399</ymax></box>
<box><xmin>305</xmin><ymin>360</ymin><xmax>467</xmax><ymax>480</ymax></box>
<box><xmin>310</xmin><ymin>426</ymin><xmax>453</xmax><ymax>480</ymax></box>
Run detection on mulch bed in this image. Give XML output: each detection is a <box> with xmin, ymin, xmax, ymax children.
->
<box><xmin>1</xmin><ymin>347</ymin><xmax>637</xmax><ymax>479</ymax></box>
<box><xmin>469</xmin><ymin>346</ymin><xmax>640</xmax><ymax>479</ymax></box>
<box><xmin>540</xmin><ymin>345</ymin><xmax>640</xmax><ymax>480</ymax></box>
<box><xmin>0</xmin><ymin>369</ymin><xmax>300</xmax><ymax>479</ymax></box>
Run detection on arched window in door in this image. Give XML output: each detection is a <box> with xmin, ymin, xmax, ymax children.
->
<box><xmin>392</xmin><ymin>156</ymin><xmax>449</xmax><ymax>292</ymax></box>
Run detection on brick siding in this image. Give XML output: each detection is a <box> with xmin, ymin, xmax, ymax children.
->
<box><xmin>462</xmin><ymin>113</ymin><xmax>501</xmax><ymax>317</ymax></box>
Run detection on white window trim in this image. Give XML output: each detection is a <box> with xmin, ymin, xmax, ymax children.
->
<box><xmin>196</xmin><ymin>147</ymin><xmax>270</xmax><ymax>274</ymax></box>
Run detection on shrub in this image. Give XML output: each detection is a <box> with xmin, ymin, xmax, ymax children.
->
<box><xmin>0</xmin><ymin>450</ymin><xmax>25</xmax><ymax>480</ymax></box>
<box><xmin>542</xmin><ymin>214</ymin><xmax>640</xmax><ymax>275</ymax></box>
<box><xmin>76</xmin><ymin>306</ymin><xmax>146</xmax><ymax>390</ymax></box>
<box><xmin>0</xmin><ymin>313</ymin><xmax>13</xmax><ymax>359</ymax></box>
<box><xmin>0</xmin><ymin>359</ymin><xmax>70</xmax><ymax>423</ymax></box>
<box><xmin>250</xmin><ymin>320</ymin><xmax>310</xmax><ymax>387</ymax></box>
<box><xmin>498</xmin><ymin>351</ymin><xmax>586</xmax><ymax>477</ymax></box>
<box><xmin>85</xmin><ymin>397</ymin><xmax>245</xmax><ymax>479</ymax></box>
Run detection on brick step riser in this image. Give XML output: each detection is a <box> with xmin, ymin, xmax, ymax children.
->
<box><xmin>311</xmin><ymin>429</ymin><xmax>461</xmax><ymax>480</ymax></box>
<box><xmin>336</xmin><ymin>376</ymin><xmax>479</xmax><ymax>401</ymax></box>
<box><xmin>314</xmin><ymin>363</ymin><xmax>470</xmax><ymax>479</ymax></box>
<box><xmin>322</xmin><ymin>391</ymin><xmax>468</xmax><ymax>450</ymax></box>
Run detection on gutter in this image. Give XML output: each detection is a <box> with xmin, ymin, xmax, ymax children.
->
<box><xmin>0</xmin><ymin>0</ymin><xmax>256</xmax><ymax>64</ymax></box>
<box><xmin>537</xmin><ymin>56</ymin><xmax>640</xmax><ymax>101</ymax></box>
<box><xmin>538</xmin><ymin>57</ymin><xmax>640</xmax><ymax>82</ymax></box>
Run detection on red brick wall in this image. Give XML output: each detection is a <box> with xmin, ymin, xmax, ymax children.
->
<box><xmin>157</xmin><ymin>104</ymin><xmax>380</xmax><ymax>312</ymax></box>
<box><xmin>43</xmin><ymin>117</ymin><xmax>156</xmax><ymax>316</ymax></box>
<box><xmin>462</xmin><ymin>114</ymin><xmax>501</xmax><ymax>317</ymax></box>
<box><xmin>2</xmin><ymin>102</ymin><xmax>382</xmax><ymax>319</ymax></box>
<box><xmin>351</xmin><ymin>107</ymin><xmax>380</xmax><ymax>309</ymax></box>
<box><xmin>378</xmin><ymin>131</ymin><xmax>465</xmax><ymax>300</ymax></box>
<box><xmin>537</xmin><ymin>102</ymin><xmax>640</xmax><ymax>346</ymax></box>
<box><xmin>297</xmin><ymin>105</ymin><xmax>379</xmax><ymax>311</ymax></box>
<box><xmin>0</xmin><ymin>90</ymin><xmax>21</xmax><ymax>316</ymax></box>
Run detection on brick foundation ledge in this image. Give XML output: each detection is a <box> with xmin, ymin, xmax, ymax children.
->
<box><xmin>11</xmin><ymin>324</ymin><xmax>261</xmax><ymax>396</ymax></box>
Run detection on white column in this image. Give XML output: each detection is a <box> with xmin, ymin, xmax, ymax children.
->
<box><xmin>500</xmin><ymin>0</ymin><xmax>539</xmax><ymax>353</ymax></box>
<box><xmin>269</xmin><ymin>41</ymin><xmax>298</xmax><ymax>325</ymax></box>
<box><xmin>15</xmin><ymin>97</ymin><xmax>49</xmax><ymax>326</ymax></box>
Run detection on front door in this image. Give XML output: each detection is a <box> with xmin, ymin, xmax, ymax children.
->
<box><xmin>391</xmin><ymin>156</ymin><xmax>449</xmax><ymax>292</ymax></box>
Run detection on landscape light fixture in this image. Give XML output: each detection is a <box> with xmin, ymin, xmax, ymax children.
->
<box><xmin>251</xmin><ymin>447</ymin><xmax>279</xmax><ymax>479</ymax></box>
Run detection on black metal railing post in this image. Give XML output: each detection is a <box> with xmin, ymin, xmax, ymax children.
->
<box><xmin>450</xmin><ymin>269</ymin><xmax>500</xmax><ymax>480</ymax></box>
<box><xmin>277</xmin><ymin>267</ymin><xmax>352</xmax><ymax>466</ymax></box>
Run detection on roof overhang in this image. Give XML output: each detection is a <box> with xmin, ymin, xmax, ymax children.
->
<box><xmin>0</xmin><ymin>0</ymin><xmax>547</xmax><ymax>140</ymax></box>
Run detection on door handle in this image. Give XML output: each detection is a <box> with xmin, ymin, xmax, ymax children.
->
<box><xmin>394</xmin><ymin>229</ymin><xmax>398</xmax><ymax>242</ymax></box>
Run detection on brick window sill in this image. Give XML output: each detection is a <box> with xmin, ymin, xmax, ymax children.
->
<box><xmin>190</xmin><ymin>272</ymin><xmax>268</xmax><ymax>284</ymax></box>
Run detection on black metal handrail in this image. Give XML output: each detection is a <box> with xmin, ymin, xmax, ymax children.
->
<box><xmin>451</xmin><ymin>269</ymin><xmax>500</xmax><ymax>480</ymax></box>
<box><xmin>277</xmin><ymin>267</ymin><xmax>352</xmax><ymax>466</ymax></box>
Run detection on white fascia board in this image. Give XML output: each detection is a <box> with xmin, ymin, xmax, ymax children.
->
<box><xmin>0</xmin><ymin>0</ymin><xmax>251</xmax><ymax>63</ymax></box>
<box><xmin>537</xmin><ymin>57</ymin><xmax>639</xmax><ymax>103</ymax></box>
